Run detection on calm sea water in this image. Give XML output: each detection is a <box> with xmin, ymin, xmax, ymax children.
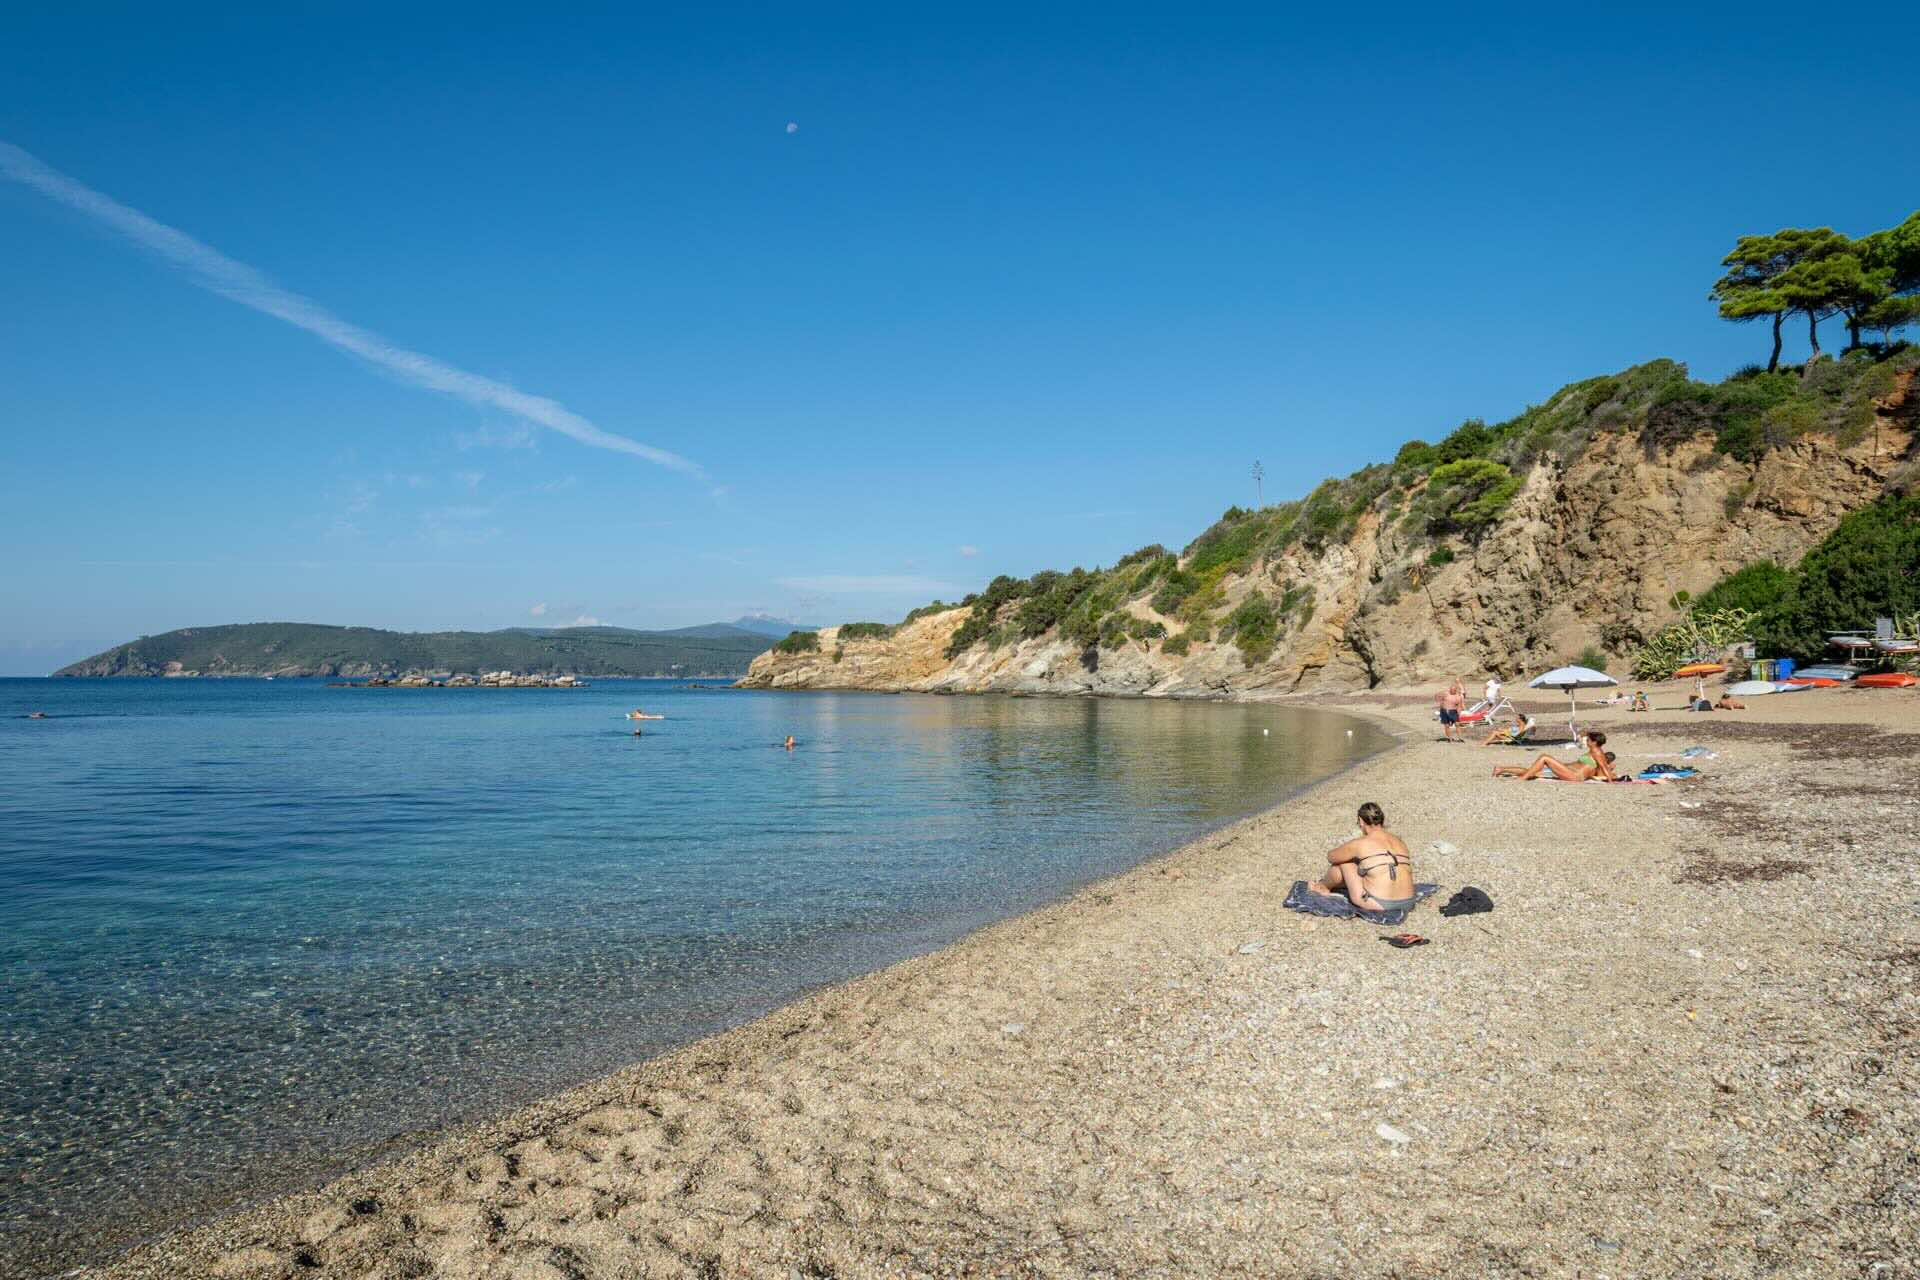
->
<box><xmin>0</xmin><ymin>677</ymin><xmax>1388</xmax><ymax>1274</ymax></box>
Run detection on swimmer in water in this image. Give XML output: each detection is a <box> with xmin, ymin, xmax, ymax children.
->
<box><xmin>783</xmin><ymin>735</ymin><xmax>796</xmax><ymax>750</ymax></box>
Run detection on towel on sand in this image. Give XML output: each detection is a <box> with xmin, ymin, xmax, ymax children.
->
<box><xmin>1283</xmin><ymin>881</ymin><xmax>1440</xmax><ymax>925</ymax></box>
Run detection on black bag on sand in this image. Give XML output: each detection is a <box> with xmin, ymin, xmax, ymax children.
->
<box><xmin>1440</xmin><ymin>886</ymin><xmax>1495</xmax><ymax>917</ymax></box>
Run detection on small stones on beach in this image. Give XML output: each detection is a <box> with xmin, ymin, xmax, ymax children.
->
<box><xmin>1687</xmin><ymin>949</ymin><xmax>1705</xmax><ymax>960</ymax></box>
<box><xmin>1428</xmin><ymin>840</ymin><xmax>1459</xmax><ymax>857</ymax></box>
<box><xmin>1235</xmin><ymin>941</ymin><xmax>1266</xmax><ymax>955</ymax></box>
<box><xmin>1000</xmin><ymin>1022</ymin><xmax>1025</xmax><ymax>1036</ymax></box>
<box><xmin>1372</xmin><ymin>1077</ymin><xmax>1400</xmax><ymax>1090</ymax></box>
<box><xmin>1375</xmin><ymin>1123</ymin><xmax>1412</xmax><ymax>1145</ymax></box>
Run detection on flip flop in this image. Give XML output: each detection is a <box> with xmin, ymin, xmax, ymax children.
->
<box><xmin>1380</xmin><ymin>933</ymin><xmax>1429</xmax><ymax>949</ymax></box>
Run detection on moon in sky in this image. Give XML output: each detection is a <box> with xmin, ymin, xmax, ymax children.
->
<box><xmin>785</xmin><ymin>122</ymin><xmax>798</xmax><ymax>134</ymax></box>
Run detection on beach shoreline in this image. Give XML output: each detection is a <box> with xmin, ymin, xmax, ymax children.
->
<box><xmin>71</xmin><ymin>688</ymin><xmax>1920</xmax><ymax>1277</ymax></box>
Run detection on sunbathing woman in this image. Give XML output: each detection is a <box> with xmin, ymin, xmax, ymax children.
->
<box><xmin>1481</xmin><ymin>714</ymin><xmax>1536</xmax><ymax>746</ymax></box>
<box><xmin>1304</xmin><ymin>802</ymin><xmax>1415</xmax><ymax>912</ymax></box>
<box><xmin>1714</xmin><ymin>693</ymin><xmax>1745</xmax><ymax>710</ymax></box>
<box><xmin>1491</xmin><ymin>730</ymin><xmax>1623</xmax><ymax>781</ymax></box>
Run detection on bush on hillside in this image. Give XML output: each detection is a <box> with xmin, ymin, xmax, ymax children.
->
<box><xmin>837</xmin><ymin>622</ymin><xmax>891</xmax><ymax>641</ymax></box>
<box><xmin>1691</xmin><ymin>562</ymin><xmax>1791</xmax><ymax>616</ymax></box>
<box><xmin>774</xmin><ymin>630</ymin><xmax>821</xmax><ymax>655</ymax></box>
<box><xmin>1223</xmin><ymin>594</ymin><xmax>1280</xmax><ymax>664</ymax></box>
<box><xmin>1421</xmin><ymin>459</ymin><xmax>1521</xmax><ymax>536</ymax></box>
<box><xmin>1755</xmin><ymin>494</ymin><xmax>1920</xmax><ymax>658</ymax></box>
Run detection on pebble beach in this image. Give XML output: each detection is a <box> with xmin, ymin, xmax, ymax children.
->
<box><xmin>81</xmin><ymin>689</ymin><xmax>1920</xmax><ymax>1279</ymax></box>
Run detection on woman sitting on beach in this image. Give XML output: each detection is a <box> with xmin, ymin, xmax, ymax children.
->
<box><xmin>1491</xmin><ymin>730</ymin><xmax>1623</xmax><ymax>782</ymax></box>
<box><xmin>1303</xmin><ymin>802</ymin><xmax>1415</xmax><ymax>913</ymax></box>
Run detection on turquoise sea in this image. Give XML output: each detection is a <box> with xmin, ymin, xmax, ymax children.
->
<box><xmin>0</xmin><ymin>677</ymin><xmax>1389</xmax><ymax>1274</ymax></box>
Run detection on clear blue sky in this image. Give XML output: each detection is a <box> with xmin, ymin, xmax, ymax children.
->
<box><xmin>3</xmin><ymin>3</ymin><xmax>1915</xmax><ymax>672</ymax></box>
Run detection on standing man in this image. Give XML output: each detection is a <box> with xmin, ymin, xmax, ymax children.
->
<box><xmin>1439</xmin><ymin>678</ymin><xmax>1467</xmax><ymax>742</ymax></box>
<box><xmin>1484</xmin><ymin>672</ymin><xmax>1502</xmax><ymax>710</ymax></box>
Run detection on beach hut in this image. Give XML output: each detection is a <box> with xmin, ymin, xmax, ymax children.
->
<box><xmin>1529</xmin><ymin>664</ymin><xmax>1617</xmax><ymax>736</ymax></box>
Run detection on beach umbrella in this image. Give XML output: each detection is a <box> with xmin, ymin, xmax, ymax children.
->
<box><xmin>1529</xmin><ymin>664</ymin><xmax>1618</xmax><ymax>735</ymax></box>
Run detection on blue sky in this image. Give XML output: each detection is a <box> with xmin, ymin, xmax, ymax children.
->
<box><xmin>3</xmin><ymin>4</ymin><xmax>1916</xmax><ymax>673</ymax></box>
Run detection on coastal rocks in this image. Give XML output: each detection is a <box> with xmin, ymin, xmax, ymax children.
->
<box><xmin>742</xmin><ymin>382</ymin><xmax>1915</xmax><ymax>696</ymax></box>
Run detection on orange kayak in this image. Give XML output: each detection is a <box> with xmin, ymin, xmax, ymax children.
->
<box><xmin>1673</xmin><ymin>662</ymin><xmax>1726</xmax><ymax>677</ymax></box>
<box><xmin>1856</xmin><ymin>672</ymin><xmax>1918</xmax><ymax>688</ymax></box>
<box><xmin>1781</xmin><ymin>676</ymin><xmax>1840</xmax><ymax>687</ymax></box>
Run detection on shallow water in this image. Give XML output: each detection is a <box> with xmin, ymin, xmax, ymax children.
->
<box><xmin>0</xmin><ymin>677</ymin><xmax>1389</xmax><ymax>1274</ymax></box>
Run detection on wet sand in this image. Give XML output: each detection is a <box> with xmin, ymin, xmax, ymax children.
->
<box><xmin>78</xmin><ymin>689</ymin><xmax>1920</xmax><ymax>1277</ymax></box>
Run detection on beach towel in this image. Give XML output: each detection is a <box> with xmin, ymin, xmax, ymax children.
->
<box><xmin>1638</xmin><ymin>764</ymin><xmax>1699</xmax><ymax>779</ymax></box>
<box><xmin>1283</xmin><ymin>881</ymin><xmax>1440</xmax><ymax>925</ymax></box>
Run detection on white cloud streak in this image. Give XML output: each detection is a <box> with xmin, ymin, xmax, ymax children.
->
<box><xmin>0</xmin><ymin>141</ymin><xmax>707</xmax><ymax>480</ymax></box>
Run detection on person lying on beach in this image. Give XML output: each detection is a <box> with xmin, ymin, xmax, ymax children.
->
<box><xmin>1302</xmin><ymin>802</ymin><xmax>1415</xmax><ymax>913</ymax></box>
<box><xmin>1481</xmin><ymin>715</ymin><xmax>1536</xmax><ymax>746</ymax></box>
<box><xmin>1714</xmin><ymin>694</ymin><xmax>1745</xmax><ymax>710</ymax></box>
<box><xmin>1491</xmin><ymin>731</ymin><xmax>1624</xmax><ymax>781</ymax></box>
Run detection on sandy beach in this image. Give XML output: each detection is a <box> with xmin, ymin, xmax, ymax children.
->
<box><xmin>80</xmin><ymin>687</ymin><xmax>1920</xmax><ymax>1279</ymax></box>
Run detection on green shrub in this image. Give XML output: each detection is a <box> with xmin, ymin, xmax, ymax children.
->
<box><xmin>1014</xmin><ymin>568</ymin><xmax>1095</xmax><ymax>638</ymax></box>
<box><xmin>1098</xmin><ymin>613</ymin><xmax>1129</xmax><ymax>649</ymax></box>
<box><xmin>1162</xmin><ymin>632</ymin><xmax>1192</xmax><ymax>656</ymax></box>
<box><xmin>1575</xmin><ymin>645</ymin><xmax>1608</xmax><ymax>672</ymax></box>
<box><xmin>837</xmin><ymin>622</ymin><xmax>891</xmax><ymax>641</ymax></box>
<box><xmin>1422</xmin><ymin>459</ymin><xmax>1521</xmax><ymax>535</ymax></box>
<box><xmin>774</xmin><ymin>630</ymin><xmax>820</xmax><ymax>655</ymax></box>
<box><xmin>1756</xmin><ymin>495</ymin><xmax>1920</xmax><ymax>658</ymax></box>
<box><xmin>1224</xmin><ymin>594</ymin><xmax>1280</xmax><ymax>663</ymax></box>
<box><xmin>1427</xmin><ymin>546</ymin><xmax>1455</xmax><ymax>567</ymax></box>
<box><xmin>1115</xmin><ymin>543</ymin><xmax>1168</xmax><ymax>569</ymax></box>
<box><xmin>1692</xmin><ymin>561</ymin><xmax>1791</xmax><ymax>616</ymax></box>
<box><xmin>1433</xmin><ymin>419</ymin><xmax>1495</xmax><ymax>465</ymax></box>
<box><xmin>1187</xmin><ymin>620</ymin><xmax>1213</xmax><ymax>644</ymax></box>
<box><xmin>900</xmin><ymin>601</ymin><xmax>953</xmax><ymax>626</ymax></box>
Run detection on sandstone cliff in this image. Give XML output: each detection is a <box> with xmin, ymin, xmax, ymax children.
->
<box><xmin>744</xmin><ymin>360</ymin><xmax>1917</xmax><ymax>695</ymax></box>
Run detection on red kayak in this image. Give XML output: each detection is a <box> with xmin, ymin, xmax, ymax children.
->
<box><xmin>1781</xmin><ymin>676</ymin><xmax>1840</xmax><ymax>687</ymax></box>
<box><xmin>1856</xmin><ymin>672</ymin><xmax>1918</xmax><ymax>688</ymax></box>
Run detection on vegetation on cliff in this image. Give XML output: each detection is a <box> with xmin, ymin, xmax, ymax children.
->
<box><xmin>1690</xmin><ymin>495</ymin><xmax>1920</xmax><ymax>661</ymax></box>
<box><xmin>55</xmin><ymin>622</ymin><xmax>773</xmax><ymax>678</ymax></box>
<box><xmin>897</xmin><ymin>344</ymin><xmax>1914</xmax><ymax>671</ymax></box>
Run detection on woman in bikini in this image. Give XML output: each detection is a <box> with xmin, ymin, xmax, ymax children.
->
<box><xmin>1304</xmin><ymin>802</ymin><xmax>1415</xmax><ymax>912</ymax></box>
<box><xmin>1491</xmin><ymin>730</ymin><xmax>1623</xmax><ymax>781</ymax></box>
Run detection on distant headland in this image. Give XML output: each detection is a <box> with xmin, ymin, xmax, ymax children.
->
<box><xmin>52</xmin><ymin>621</ymin><xmax>790</xmax><ymax>679</ymax></box>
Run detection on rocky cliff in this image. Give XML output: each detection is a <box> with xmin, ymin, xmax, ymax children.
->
<box><xmin>744</xmin><ymin>358</ymin><xmax>1917</xmax><ymax>695</ymax></box>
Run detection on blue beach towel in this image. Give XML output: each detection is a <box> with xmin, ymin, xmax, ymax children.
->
<box><xmin>1282</xmin><ymin>880</ymin><xmax>1440</xmax><ymax>925</ymax></box>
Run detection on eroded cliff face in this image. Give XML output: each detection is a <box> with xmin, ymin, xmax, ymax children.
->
<box><xmin>744</xmin><ymin>389</ymin><xmax>1915</xmax><ymax>696</ymax></box>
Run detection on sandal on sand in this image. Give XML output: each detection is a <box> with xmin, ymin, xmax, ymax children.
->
<box><xmin>1381</xmin><ymin>933</ymin><xmax>1429</xmax><ymax>949</ymax></box>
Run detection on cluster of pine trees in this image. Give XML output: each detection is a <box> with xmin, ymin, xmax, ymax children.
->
<box><xmin>1711</xmin><ymin>212</ymin><xmax>1920</xmax><ymax>368</ymax></box>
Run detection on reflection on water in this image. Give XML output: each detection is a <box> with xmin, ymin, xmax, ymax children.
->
<box><xmin>0</xmin><ymin>677</ymin><xmax>1389</xmax><ymax>1273</ymax></box>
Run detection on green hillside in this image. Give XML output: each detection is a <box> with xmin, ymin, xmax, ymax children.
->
<box><xmin>53</xmin><ymin>622</ymin><xmax>771</xmax><ymax>678</ymax></box>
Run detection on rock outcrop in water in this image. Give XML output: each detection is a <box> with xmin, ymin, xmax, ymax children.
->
<box><xmin>743</xmin><ymin>358</ymin><xmax>1918</xmax><ymax>695</ymax></box>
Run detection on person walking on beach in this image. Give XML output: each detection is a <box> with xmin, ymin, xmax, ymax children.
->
<box><xmin>1304</xmin><ymin>802</ymin><xmax>1415</xmax><ymax>912</ymax></box>
<box><xmin>1484</xmin><ymin>672</ymin><xmax>1502</xmax><ymax>709</ymax></box>
<box><xmin>1437</xmin><ymin>678</ymin><xmax>1466</xmax><ymax>742</ymax></box>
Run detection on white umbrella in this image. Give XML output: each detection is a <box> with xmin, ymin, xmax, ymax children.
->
<box><xmin>1529</xmin><ymin>664</ymin><xmax>1618</xmax><ymax>735</ymax></box>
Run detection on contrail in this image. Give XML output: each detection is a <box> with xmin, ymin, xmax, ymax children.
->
<box><xmin>0</xmin><ymin>141</ymin><xmax>706</xmax><ymax>479</ymax></box>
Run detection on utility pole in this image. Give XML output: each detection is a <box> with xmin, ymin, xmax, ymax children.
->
<box><xmin>1252</xmin><ymin>460</ymin><xmax>1265</xmax><ymax>509</ymax></box>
